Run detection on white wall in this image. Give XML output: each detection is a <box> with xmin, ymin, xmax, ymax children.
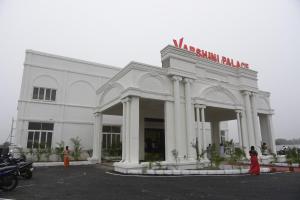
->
<box><xmin>15</xmin><ymin>50</ymin><xmax>122</xmax><ymax>150</ymax></box>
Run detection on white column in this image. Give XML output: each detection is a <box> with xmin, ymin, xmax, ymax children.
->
<box><xmin>183</xmin><ymin>78</ymin><xmax>194</xmax><ymax>160</ymax></box>
<box><xmin>172</xmin><ymin>75</ymin><xmax>185</xmax><ymax>159</ymax></box>
<box><xmin>250</xmin><ymin>92</ymin><xmax>261</xmax><ymax>148</ymax></box>
<box><xmin>242</xmin><ymin>91</ymin><xmax>255</xmax><ymax>148</ymax></box>
<box><xmin>121</xmin><ymin>99</ymin><xmax>127</xmax><ymax>162</ymax></box>
<box><xmin>240</xmin><ymin>110</ymin><xmax>249</xmax><ymax>150</ymax></box>
<box><xmin>125</xmin><ymin>98</ymin><xmax>131</xmax><ymax>162</ymax></box>
<box><xmin>164</xmin><ymin>101</ymin><xmax>175</xmax><ymax>162</ymax></box>
<box><xmin>267</xmin><ymin>114</ymin><xmax>276</xmax><ymax>154</ymax></box>
<box><xmin>195</xmin><ymin>106</ymin><xmax>201</xmax><ymax>151</ymax></box>
<box><xmin>200</xmin><ymin>106</ymin><xmax>207</xmax><ymax>159</ymax></box>
<box><xmin>235</xmin><ymin>110</ymin><xmax>243</xmax><ymax>148</ymax></box>
<box><xmin>129</xmin><ymin>96</ymin><xmax>140</xmax><ymax>164</ymax></box>
<box><xmin>91</xmin><ymin>112</ymin><xmax>103</xmax><ymax>163</ymax></box>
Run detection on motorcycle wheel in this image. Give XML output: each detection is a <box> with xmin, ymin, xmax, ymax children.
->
<box><xmin>23</xmin><ymin>169</ymin><xmax>32</xmax><ymax>179</ymax></box>
<box><xmin>1</xmin><ymin>174</ymin><xmax>18</xmax><ymax>191</ymax></box>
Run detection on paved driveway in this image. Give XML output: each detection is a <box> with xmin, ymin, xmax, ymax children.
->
<box><xmin>2</xmin><ymin>165</ymin><xmax>300</xmax><ymax>200</ymax></box>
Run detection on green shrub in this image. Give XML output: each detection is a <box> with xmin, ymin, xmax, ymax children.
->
<box><xmin>55</xmin><ymin>141</ymin><xmax>65</xmax><ymax>161</ymax></box>
<box><xmin>70</xmin><ymin>137</ymin><xmax>82</xmax><ymax>161</ymax></box>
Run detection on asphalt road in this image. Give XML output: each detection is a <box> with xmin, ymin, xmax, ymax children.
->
<box><xmin>2</xmin><ymin>165</ymin><xmax>300</xmax><ymax>200</ymax></box>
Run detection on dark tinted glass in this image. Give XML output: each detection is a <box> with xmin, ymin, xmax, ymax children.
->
<box><xmin>45</xmin><ymin>89</ymin><xmax>51</xmax><ymax>100</ymax></box>
<box><xmin>27</xmin><ymin>131</ymin><xmax>34</xmax><ymax>148</ymax></box>
<box><xmin>39</xmin><ymin>88</ymin><xmax>44</xmax><ymax>100</ymax></box>
<box><xmin>102</xmin><ymin>126</ymin><xmax>111</xmax><ymax>133</ymax></box>
<box><xmin>112</xmin><ymin>134</ymin><xmax>116</xmax><ymax>147</ymax></box>
<box><xmin>116</xmin><ymin>134</ymin><xmax>121</xmax><ymax>146</ymax></box>
<box><xmin>33</xmin><ymin>87</ymin><xmax>39</xmax><ymax>99</ymax></box>
<box><xmin>102</xmin><ymin>134</ymin><xmax>107</xmax><ymax>149</ymax></box>
<box><xmin>33</xmin><ymin>132</ymin><xmax>40</xmax><ymax>148</ymax></box>
<box><xmin>111</xmin><ymin>126</ymin><xmax>121</xmax><ymax>133</ymax></box>
<box><xmin>107</xmin><ymin>134</ymin><xmax>111</xmax><ymax>148</ymax></box>
<box><xmin>42</xmin><ymin>123</ymin><xmax>54</xmax><ymax>130</ymax></box>
<box><xmin>28</xmin><ymin>122</ymin><xmax>41</xmax><ymax>130</ymax></box>
<box><xmin>51</xmin><ymin>90</ymin><xmax>56</xmax><ymax>101</ymax></box>
<box><xmin>46</xmin><ymin>132</ymin><xmax>52</xmax><ymax>148</ymax></box>
<box><xmin>40</xmin><ymin>132</ymin><xmax>47</xmax><ymax>149</ymax></box>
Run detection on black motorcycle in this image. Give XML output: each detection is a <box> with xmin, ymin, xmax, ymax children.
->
<box><xmin>0</xmin><ymin>165</ymin><xmax>19</xmax><ymax>191</ymax></box>
<box><xmin>0</xmin><ymin>154</ymin><xmax>33</xmax><ymax>179</ymax></box>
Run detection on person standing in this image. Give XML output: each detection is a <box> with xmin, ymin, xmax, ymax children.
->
<box><xmin>249</xmin><ymin>146</ymin><xmax>260</xmax><ymax>175</ymax></box>
<box><xmin>64</xmin><ymin>146</ymin><xmax>70</xmax><ymax>168</ymax></box>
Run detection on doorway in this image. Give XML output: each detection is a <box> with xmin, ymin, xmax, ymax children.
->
<box><xmin>144</xmin><ymin>128</ymin><xmax>165</xmax><ymax>161</ymax></box>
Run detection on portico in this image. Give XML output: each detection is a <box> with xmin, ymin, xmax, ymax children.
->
<box><xmin>90</xmin><ymin>45</ymin><xmax>276</xmax><ymax>173</ymax></box>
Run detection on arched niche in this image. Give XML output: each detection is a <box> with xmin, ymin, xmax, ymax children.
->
<box><xmin>257</xmin><ymin>96</ymin><xmax>271</xmax><ymax>110</ymax></box>
<box><xmin>99</xmin><ymin>82</ymin><xmax>124</xmax><ymax>107</ymax></box>
<box><xmin>33</xmin><ymin>74</ymin><xmax>59</xmax><ymax>89</ymax></box>
<box><xmin>137</xmin><ymin>72</ymin><xmax>167</xmax><ymax>94</ymax></box>
<box><xmin>200</xmin><ymin>85</ymin><xmax>240</xmax><ymax>106</ymax></box>
<box><xmin>66</xmin><ymin>80</ymin><xmax>96</xmax><ymax>106</ymax></box>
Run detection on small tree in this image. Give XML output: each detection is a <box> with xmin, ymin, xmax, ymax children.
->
<box><xmin>44</xmin><ymin>148</ymin><xmax>52</xmax><ymax>161</ymax></box>
<box><xmin>55</xmin><ymin>141</ymin><xmax>65</xmax><ymax>161</ymax></box>
<box><xmin>210</xmin><ymin>144</ymin><xmax>224</xmax><ymax>169</ymax></box>
<box><xmin>228</xmin><ymin>147</ymin><xmax>246</xmax><ymax>167</ymax></box>
<box><xmin>191</xmin><ymin>137</ymin><xmax>200</xmax><ymax>161</ymax></box>
<box><xmin>286</xmin><ymin>147</ymin><xmax>300</xmax><ymax>164</ymax></box>
<box><xmin>70</xmin><ymin>137</ymin><xmax>82</xmax><ymax>161</ymax></box>
<box><xmin>35</xmin><ymin>147</ymin><xmax>44</xmax><ymax>162</ymax></box>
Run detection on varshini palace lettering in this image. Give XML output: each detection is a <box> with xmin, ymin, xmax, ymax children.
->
<box><xmin>173</xmin><ymin>37</ymin><xmax>249</xmax><ymax>69</ymax></box>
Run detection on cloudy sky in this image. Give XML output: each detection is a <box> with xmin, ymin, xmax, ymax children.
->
<box><xmin>0</xmin><ymin>0</ymin><xmax>299</xmax><ymax>143</ymax></box>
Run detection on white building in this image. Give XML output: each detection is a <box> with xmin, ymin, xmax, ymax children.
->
<box><xmin>15</xmin><ymin>44</ymin><xmax>275</xmax><ymax>172</ymax></box>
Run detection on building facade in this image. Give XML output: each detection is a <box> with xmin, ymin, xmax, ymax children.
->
<box><xmin>15</xmin><ymin>45</ymin><xmax>275</xmax><ymax>172</ymax></box>
<box><xmin>15</xmin><ymin>50</ymin><xmax>122</xmax><ymax>151</ymax></box>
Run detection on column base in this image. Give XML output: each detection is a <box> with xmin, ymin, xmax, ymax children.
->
<box><xmin>88</xmin><ymin>157</ymin><xmax>101</xmax><ymax>164</ymax></box>
<box><xmin>113</xmin><ymin>160</ymin><xmax>211</xmax><ymax>174</ymax></box>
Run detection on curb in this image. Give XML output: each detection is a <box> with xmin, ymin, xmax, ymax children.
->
<box><xmin>123</xmin><ymin>167</ymin><xmax>270</xmax><ymax>175</ymax></box>
<box><xmin>33</xmin><ymin>161</ymin><xmax>92</xmax><ymax>167</ymax></box>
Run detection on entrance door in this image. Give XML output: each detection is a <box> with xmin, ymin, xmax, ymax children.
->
<box><xmin>144</xmin><ymin>128</ymin><xmax>165</xmax><ymax>161</ymax></box>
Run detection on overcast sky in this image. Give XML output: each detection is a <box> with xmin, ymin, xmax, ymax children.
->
<box><xmin>0</xmin><ymin>0</ymin><xmax>299</xmax><ymax>143</ymax></box>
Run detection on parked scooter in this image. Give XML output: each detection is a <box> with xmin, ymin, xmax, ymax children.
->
<box><xmin>0</xmin><ymin>153</ymin><xmax>34</xmax><ymax>179</ymax></box>
<box><xmin>0</xmin><ymin>165</ymin><xmax>19</xmax><ymax>191</ymax></box>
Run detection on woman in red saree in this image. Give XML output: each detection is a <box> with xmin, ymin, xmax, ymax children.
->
<box><xmin>64</xmin><ymin>146</ymin><xmax>70</xmax><ymax>168</ymax></box>
<box><xmin>249</xmin><ymin>146</ymin><xmax>260</xmax><ymax>175</ymax></box>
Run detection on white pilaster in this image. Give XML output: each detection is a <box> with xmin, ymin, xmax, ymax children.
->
<box><xmin>183</xmin><ymin>78</ymin><xmax>194</xmax><ymax>160</ymax></box>
<box><xmin>242</xmin><ymin>91</ymin><xmax>255</xmax><ymax>148</ymax></box>
<box><xmin>164</xmin><ymin>100</ymin><xmax>175</xmax><ymax>162</ymax></box>
<box><xmin>121</xmin><ymin>98</ymin><xmax>127</xmax><ymax>162</ymax></box>
<box><xmin>267</xmin><ymin>114</ymin><xmax>276</xmax><ymax>154</ymax></box>
<box><xmin>91</xmin><ymin>112</ymin><xmax>103</xmax><ymax>163</ymax></box>
<box><xmin>250</xmin><ymin>92</ymin><xmax>261</xmax><ymax>148</ymax></box>
<box><xmin>200</xmin><ymin>105</ymin><xmax>207</xmax><ymax>159</ymax></box>
<box><xmin>172</xmin><ymin>75</ymin><xmax>185</xmax><ymax>159</ymax></box>
<box><xmin>240</xmin><ymin>110</ymin><xmax>249</xmax><ymax>150</ymax></box>
<box><xmin>129</xmin><ymin>96</ymin><xmax>140</xmax><ymax>164</ymax></box>
<box><xmin>235</xmin><ymin>110</ymin><xmax>243</xmax><ymax>148</ymax></box>
<box><xmin>125</xmin><ymin>98</ymin><xmax>131</xmax><ymax>162</ymax></box>
<box><xmin>195</xmin><ymin>106</ymin><xmax>201</xmax><ymax>151</ymax></box>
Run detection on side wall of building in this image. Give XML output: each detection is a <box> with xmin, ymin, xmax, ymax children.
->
<box><xmin>15</xmin><ymin>50</ymin><xmax>122</xmax><ymax>150</ymax></box>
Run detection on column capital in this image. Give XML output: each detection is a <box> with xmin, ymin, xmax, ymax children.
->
<box><xmin>235</xmin><ymin>109</ymin><xmax>242</xmax><ymax>114</ymax></box>
<box><xmin>195</xmin><ymin>104</ymin><xmax>206</xmax><ymax>109</ymax></box>
<box><xmin>121</xmin><ymin>97</ymin><xmax>131</xmax><ymax>103</ymax></box>
<box><xmin>183</xmin><ymin>77</ymin><xmax>194</xmax><ymax>84</ymax></box>
<box><xmin>171</xmin><ymin>75</ymin><xmax>182</xmax><ymax>81</ymax></box>
<box><xmin>251</xmin><ymin>91</ymin><xmax>258</xmax><ymax>97</ymax></box>
<box><xmin>242</xmin><ymin>90</ymin><xmax>252</xmax><ymax>96</ymax></box>
<box><xmin>93</xmin><ymin>112</ymin><xmax>102</xmax><ymax>117</ymax></box>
